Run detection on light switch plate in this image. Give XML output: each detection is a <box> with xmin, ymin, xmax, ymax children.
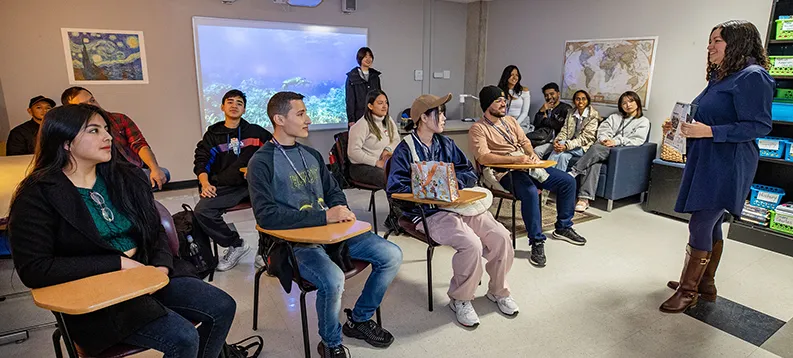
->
<box><xmin>443</xmin><ymin>70</ymin><xmax>451</xmax><ymax>79</ymax></box>
<box><xmin>414</xmin><ymin>70</ymin><xmax>423</xmax><ymax>81</ymax></box>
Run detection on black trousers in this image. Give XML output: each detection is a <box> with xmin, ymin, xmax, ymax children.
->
<box><xmin>349</xmin><ymin>163</ymin><xmax>385</xmax><ymax>189</ymax></box>
<box><xmin>194</xmin><ymin>186</ymin><xmax>248</xmax><ymax>248</ymax></box>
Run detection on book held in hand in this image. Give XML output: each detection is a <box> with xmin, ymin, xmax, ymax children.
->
<box><xmin>661</xmin><ymin>102</ymin><xmax>697</xmax><ymax>163</ymax></box>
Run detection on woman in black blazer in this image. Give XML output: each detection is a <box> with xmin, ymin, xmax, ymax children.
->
<box><xmin>8</xmin><ymin>104</ymin><xmax>236</xmax><ymax>357</ymax></box>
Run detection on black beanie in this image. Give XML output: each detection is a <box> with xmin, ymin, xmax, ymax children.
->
<box><xmin>479</xmin><ymin>85</ymin><xmax>505</xmax><ymax>112</ymax></box>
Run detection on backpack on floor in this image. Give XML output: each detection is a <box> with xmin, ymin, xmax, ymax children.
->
<box><xmin>328</xmin><ymin>131</ymin><xmax>351</xmax><ymax>189</ymax></box>
<box><xmin>221</xmin><ymin>335</ymin><xmax>264</xmax><ymax>358</ymax></box>
<box><xmin>172</xmin><ymin>204</ymin><xmax>217</xmax><ymax>279</ymax></box>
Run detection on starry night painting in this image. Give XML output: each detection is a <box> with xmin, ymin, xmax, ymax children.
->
<box><xmin>61</xmin><ymin>29</ymin><xmax>149</xmax><ymax>84</ymax></box>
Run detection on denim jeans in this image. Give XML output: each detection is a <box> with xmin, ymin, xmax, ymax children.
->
<box><xmin>293</xmin><ymin>231</ymin><xmax>402</xmax><ymax>347</ymax></box>
<box><xmin>499</xmin><ymin>167</ymin><xmax>576</xmax><ymax>243</ymax></box>
<box><xmin>547</xmin><ymin>147</ymin><xmax>585</xmax><ymax>171</ymax></box>
<box><xmin>121</xmin><ymin>277</ymin><xmax>236</xmax><ymax>358</ymax></box>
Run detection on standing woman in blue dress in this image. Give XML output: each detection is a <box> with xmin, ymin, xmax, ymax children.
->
<box><xmin>660</xmin><ymin>20</ymin><xmax>773</xmax><ymax>313</ymax></box>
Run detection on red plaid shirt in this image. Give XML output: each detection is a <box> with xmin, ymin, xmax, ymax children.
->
<box><xmin>108</xmin><ymin>112</ymin><xmax>149</xmax><ymax>168</ymax></box>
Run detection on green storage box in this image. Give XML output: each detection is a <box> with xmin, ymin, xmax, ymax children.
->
<box><xmin>777</xmin><ymin>18</ymin><xmax>793</xmax><ymax>40</ymax></box>
<box><xmin>769</xmin><ymin>56</ymin><xmax>793</xmax><ymax>76</ymax></box>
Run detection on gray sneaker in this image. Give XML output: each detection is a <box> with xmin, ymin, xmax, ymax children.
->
<box><xmin>216</xmin><ymin>242</ymin><xmax>251</xmax><ymax>271</ymax></box>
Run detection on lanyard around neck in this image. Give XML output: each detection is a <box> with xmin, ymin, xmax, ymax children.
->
<box><xmin>271</xmin><ymin>138</ymin><xmax>327</xmax><ymax>210</ymax></box>
<box><xmin>483</xmin><ymin>117</ymin><xmax>515</xmax><ymax>146</ymax></box>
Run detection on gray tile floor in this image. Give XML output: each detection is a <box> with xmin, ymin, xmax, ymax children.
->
<box><xmin>1</xmin><ymin>188</ymin><xmax>792</xmax><ymax>358</ymax></box>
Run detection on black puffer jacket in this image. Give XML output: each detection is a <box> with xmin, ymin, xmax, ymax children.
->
<box><xmin>345</xmin><ymin>67</ymin><xmax>382</xmax><ymax>124</ymax></box>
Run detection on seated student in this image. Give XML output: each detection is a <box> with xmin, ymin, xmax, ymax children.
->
<box><xmin>469</xmin><ymin>86</ymin><xmax>585</xmax><ymax>268</ymax></box>
<box><xmin>547</xmin><ymin>89</ymin><xmax>600</xmax><ymax>171</ymax></box>
<box><xmin>347</xmin><ymin>89</ymin><xmax>400</xmax><ymax>188</ymax></box>
<box><xmin>569</xmin><ymin>91</ymin><xmax>650</xmax><ymax>212</ymax></box>
<box><xmin>61</xmin><ymin>87</ymin><xmax>170</xmax><ymax>189</ymax></box>
<box><xmin>497</xmin><ymin>65</ymin><xmax>532</xmax><ymax>133</ymax></box>
<box><xmin>194</xmin><ymin>89</ymin><xmax>272</xmax><ymax>272</ymax></box>
<box><xmin>248</xmin><ymin>91</ymin><xmax>401</xmax><ymax>358</ymax></box>
<box><xmin>530</xmin><ymin>83</ymin><xmax>573</xmax><ymax>159</ymax></box>
<box><xmin>8</xmin><ymin>104</ymin><xmax>236</xmax><ymax>358</ymax></box>
<box><xmin>6</xmin><ymin>95</ymin><xmax>55</xmax><ymax>156</ymax></box>
<box><xmin>387</xmin><ymin>93</ymin><xmax>518</xmax><ymax>327</ymax></box>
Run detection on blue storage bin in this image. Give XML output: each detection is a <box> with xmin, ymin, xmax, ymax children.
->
<box><xmin>750</xmin><ymin>184</ymin><xmax>786</xmax><ymax>209</ymax></box>
<box><xmin>772</xmin><ymin>101</ymin><xmax>793</xmax><ymax>122</ymax></box>
<box><xmin>787</xmin><ymin>141</ymin><xmax>793</xmax><ymax>162</ymax></box>
<box><xmin>756</xmin><ymin>137</ymin><xmax>789</xmax><ymax>158</ymax></box>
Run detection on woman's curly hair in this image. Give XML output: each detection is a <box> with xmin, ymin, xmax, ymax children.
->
<box><xmin>707</xmin><ymin>20</ymin><xmax>769</xmax><ymax>81</ymax></box>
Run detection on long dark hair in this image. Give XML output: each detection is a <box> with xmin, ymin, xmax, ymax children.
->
<box><xmin>707</xmin><ymin>20</ymin><xmax>769</xmax><ymax>81</ymax></box>
<box><xmin>497</xmin><ymin>65</ymin><xmax>524</xmax><ymax>97</ymax></box>
<box><xmin>13</xmin><ymin>104</ymin><xmax>160</xmax><ymax>258</ymax></box>
<box><xmin>363</xmin><ymin>89</ymin><xmax>396</xmax><ymax>142</ymax></box>
<box><xmin>618</xmin><ymin>91</ymin><xmax>643</xmax><ymax>118</ymax></box>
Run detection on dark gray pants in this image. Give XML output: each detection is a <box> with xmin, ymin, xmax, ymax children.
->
<box><xmin>572</xmin><ymin>143</ymin><xmax>611</xmax><ymax>200</ymax></box>
<box><xmin>194</xmin><ymin>186</ymin><xmax>249</xmax><ymax>248</ymax></box>
<box><xmin>349</xmin><ymin>163</ymin><xmax>385</xmax><ymax>189</ymax></box>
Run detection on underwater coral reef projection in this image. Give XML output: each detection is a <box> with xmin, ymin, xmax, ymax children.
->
<box><xmin>192</xmin><ymin>17</ymin><xmax>367</xmax><ymax>131</ymax></box>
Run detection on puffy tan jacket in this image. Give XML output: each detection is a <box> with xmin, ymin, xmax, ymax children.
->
<box><xmin>555</xmin><ymin>106</ymin><xmax>600</xmax><ymax>152</ymax></box>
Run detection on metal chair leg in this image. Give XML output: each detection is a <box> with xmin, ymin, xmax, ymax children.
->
<box><xmin>607</xmin><ymin>199</ymin><xmax>614</xmax><ymax>212</ymax></box>
<box><xmin>370</xmin><ymin>190</ymin><xmax>378</xmax><ymax>234</ymax></box>
<box><xmin>52</xmin><ymin>328</ymin><xmax>64</xmax><ymax>358</ymax></box>
<box><xmin>495</xmin><ymin>198</ymin><xmax>503</xmax><ymax>218</ymax></box>
<box><xmin>209</xmin><ymin>241</ymin><xmax>219</xmax><ymax>282</ymax></box>
<box><xmin>511</xmin><ymin>199</ymin><xmax>517</xmax><ymax>249</ymax></box>
<box><xmin>55</xmin><ymin>313</ymin><xmax>78</xmax><ymax>358</ymax></box>
<box><xmin>426</xmin><ymin>246</ymin><xmax>435</xmax><ymax>312</ymax></box>
<box><xmin>252</xmin><ymin>267</ymin><xmax>266</xmax><ymax>331</ymax></box>
<box><xmin>300</xmin><ymin>290</ymin><xmax>311</xmax><ymax>358</ymax></box>
<box><xmin>376</xmin><ymin>307</ymin><xmax>382</xmax><ymax>326</ymax></box>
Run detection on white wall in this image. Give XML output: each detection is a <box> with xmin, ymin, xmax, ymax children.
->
<box><xmin>485</xmin><ymin>0</ymin><xmax>773</xmax><ymax>145</ymax></box>
<box><xmin>0</xmin><ymin>0</ymin><xmax>468</xmax><ymax>180</ymax></box>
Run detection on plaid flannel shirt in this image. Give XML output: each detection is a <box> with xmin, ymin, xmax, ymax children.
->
<box><xmin>108</xmin><ymin>112</ymin><xmax>149</xmax><ymax>168</ymax></box>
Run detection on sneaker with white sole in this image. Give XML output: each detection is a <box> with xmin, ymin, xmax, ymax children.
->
<box><xmin>216</xmin><ymin>242</ymin><xmax>251</xmax><ymax>271</ymax></box>
<box><xmin>575</xmin><ymin>200</ymin><xmax>589</xmax><ymax>212</ymax></box>
<box><xmin>254</xmin><ymin>254</ymin><xmax>266</xmax><ymax>270</ymax></box>
<box><xmin>449</xmin><ymin>299</ymin><xmax>480</xmax><ymax>327</ymax></box>
<box><xmin>486</xmin><ymin>293</ymin><xmax>519</xmax><ymax>316</ymax></box>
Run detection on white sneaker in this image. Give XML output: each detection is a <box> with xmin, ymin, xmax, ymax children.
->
<box><xmin>449</xmin><ymin>299</ymin><xmax>480</xmax><ymax>327</ymax></box>
<box><xmin>486</xmin><ymin>293</ymin><xmax>519</xmax><ymax>316</ymax></box>
<box><xmin>575</xmin><ymin>200</ymin><xmax>589</xmax><ymax>212</ymax></box>
<box><xmin>254</xmin><ymin>254</ymin><xmax>266</xmax><ymax>270</ymax></box>
<box><xmin>216</xmin><ymin>242</ymin><xmax>251</xmax><ymax>271</ymax></box>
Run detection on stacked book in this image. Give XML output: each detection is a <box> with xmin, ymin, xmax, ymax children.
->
<box><xmin>741</xmin><ymin>201</ymin><xmax>771</xmax><ymax>226</ymax></box>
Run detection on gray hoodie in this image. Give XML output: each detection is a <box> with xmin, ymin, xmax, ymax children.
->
<box><xmin>597</xmin><ymin>113</ymin><xmax>650</xmax><ymax>147</ymax></box>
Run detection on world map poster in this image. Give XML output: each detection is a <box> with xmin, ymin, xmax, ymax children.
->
<box><xmin>61</xmin><ymin>28</ymin><xmax>149</xmax><ymax>84</ymax></box>
<box><xmin>561</xmin><ymin>37</ymin><xmax>658</xmax><ymax>108</ymax></box>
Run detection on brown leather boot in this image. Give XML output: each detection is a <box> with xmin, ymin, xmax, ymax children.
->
<box><xmin>666</xmin><ymin>240</ymin><xmax>723</xmax><ymax>301</ymax></box>
<box><xmin>659</xmin><ymin>245</ymin><xmax>711</xmax><ymax>313</ymax></box>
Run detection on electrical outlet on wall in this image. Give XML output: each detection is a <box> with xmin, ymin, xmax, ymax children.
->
<box><xmin>433</xmin><ymin>72</ymin><xmax>444</xmax><ymax>79</ymax></box>
<box><xmin>443</xmin><ymin>70</ymin><xmax>450</xmax><ymax>79</ymax></box>
<box><xmin>414</xmin><ymin>70</ymin><xmax>423</xmax><ymax>81</ymax></box>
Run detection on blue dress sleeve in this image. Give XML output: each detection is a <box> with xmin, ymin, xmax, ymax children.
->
<box><xmin>711</xmin><ymin>69</ymin><xmax>774</xmax><ymax>143</ymax></box>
